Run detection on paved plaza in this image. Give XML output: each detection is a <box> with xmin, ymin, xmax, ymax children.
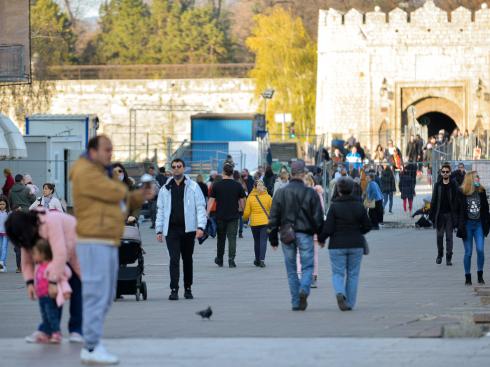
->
<box><xmin>1</xmin><ymin>222</ymin><xmax>489</xmax><ymax>365</ymax></box>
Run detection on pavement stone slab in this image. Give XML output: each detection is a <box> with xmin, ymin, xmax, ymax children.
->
<box><xmin>1</xmin><ymin>224</ymin><xmax>489</xmax><ymax>338</ymax></box>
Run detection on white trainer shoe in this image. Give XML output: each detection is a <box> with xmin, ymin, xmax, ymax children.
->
<box><xmin>69</xmin><ymin>332</ymin><xmax>84</xmax><ymax>343</ymax></box>
<box><xmin>81</xmin><ymin>344</ymin><xmax>119</xmax><ymax>365</ymax></box>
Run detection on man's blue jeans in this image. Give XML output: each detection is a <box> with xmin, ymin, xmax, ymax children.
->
<box><xmin>329</xmin><ymin>248</ymin><xmax>364</xmax><ymax>309</ymax></box>
<box><xmin>281</xmin><ymin>233</ymin><xmax>314</xmax><ymax>308</ymax></box>
<box><xmin>383</xmin><ymin>192</ymin><xmax>393</xmax><ymax>212</ymax></box>
<box><xmin>463</xmin><ymin>220</ymin><xmax>485</xmax><ymax>274</ymax></box>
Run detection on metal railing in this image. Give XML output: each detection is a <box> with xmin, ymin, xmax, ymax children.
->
<box><xmin>41</xmin><ymin>63</ymin><xmax>254</xmax><ymax>80</ymax></box>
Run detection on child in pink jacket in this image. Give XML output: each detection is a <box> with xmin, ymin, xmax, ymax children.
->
<box><xmin>28</xmin><ymin>239</ymin><xmax>72</xmax><ymax>344</ymax></box>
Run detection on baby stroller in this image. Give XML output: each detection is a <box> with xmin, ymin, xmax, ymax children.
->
<box><xmin>116</xmin><ymin>225</ymin><xmax>147</xmax><ymax>301</ymax></box>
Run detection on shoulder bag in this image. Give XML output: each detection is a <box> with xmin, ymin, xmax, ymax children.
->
<box><xmin>279</xmin><ymin>190</ymin><xmax>307</xmax><ymax>245</ymax></box>
<box><xmin>255</xmin><ymin>196</ymin><xmax>269</xmax><ymax>219</ymax></box>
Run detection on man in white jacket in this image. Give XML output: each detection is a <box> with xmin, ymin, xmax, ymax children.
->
<box><xmin>155</xmin><ymin>159</ymin><xmax>207</xmax><ymax>300</ymax></box>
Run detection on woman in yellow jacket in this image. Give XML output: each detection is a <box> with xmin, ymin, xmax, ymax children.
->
<box><xmin>243</xmin><ymin>180</ymin><xmax>272</xmax><ymax>267</ymax></box>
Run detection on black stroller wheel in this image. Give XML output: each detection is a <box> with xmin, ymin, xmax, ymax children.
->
<box><xmin>142</xmin><ymin>282</ymin><xmax>148</xmax><ymax>301</ymax></box>
<box><xmin>136</xmin><ymin>288</ymin><xmax>141</xmax><ymax>302</ymax></box>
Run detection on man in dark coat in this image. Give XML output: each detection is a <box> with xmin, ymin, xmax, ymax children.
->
<box><xmin>429</xmin><ymin>163</ymin><xmax>458</xmax><ymax>266</ymax></box>
<box><xmin>451</xmin><ymin>162</ymin><xmax>466</xmax><ymax>187</ymax></box>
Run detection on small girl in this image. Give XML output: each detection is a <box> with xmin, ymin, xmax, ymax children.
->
<box><xmin>0</xmin><ymin>195</ymin><xmax>10</xmax><ymax>272</ymax></box>
<box><xmin>27</xmin><ymin>239</ymin><xmax>72</xmax><ymax>344</ymax></box>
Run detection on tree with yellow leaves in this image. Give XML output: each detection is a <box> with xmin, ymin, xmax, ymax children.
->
<box><xmin>246</xmin><ymin>6</ymin><xmax>317</xmax><ymax>142</ymax></box>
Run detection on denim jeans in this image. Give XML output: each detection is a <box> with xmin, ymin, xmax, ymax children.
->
<box><xmin>251</xmin><ymin>225</ymin><xmax>268</xmax><ymax>261</ymax></box>
<box><xmin>38</xmin><ymin>297</ymin><xmax>62</xmax><ymax>335</ymax></box>
<box><xmin>0</xmin><ymin>234</ymin><xmax>8</xmax><ymax>264</ymax></box>
<box><xmin>463</xmin><ymin>220</ymin><xmax>485</xmax><ymax>274</ymax></box>
<box><xmin>329</xmin><ymin>248</ymin><xmax>364</xmax><ymax>309</ymax></box>
<box><xmin>281</xmin><ymin>233</ymin><xmax>314</xmax><ymax>308</ymax></box>
<box><xmin>383</xmin><ymin>192</ymin><xmax>393</xmax><ymax>212</ymax></box>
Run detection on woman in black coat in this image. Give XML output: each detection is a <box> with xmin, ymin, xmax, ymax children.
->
<box><xmin>455</xmin><ymin>171</ymin><xmax>490</xmax><ymax>286</ymax></box>
<box><xmin>318</xmin><ymin>177</ymin><xmax>371</xmax><ymax>311</ymax></box>
<box><xmin>399</xmin><ymin>166</ymin><xmax>416</xmax><ymax>215</ymax></box>
<box><xmin>380</xmin><ymin>164</ymin><xmax>396</xmax><ymax>214</ymax></box>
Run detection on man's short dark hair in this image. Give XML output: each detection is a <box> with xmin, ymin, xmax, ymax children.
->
<box><xmin>223</xmin><ymin>162</ymin><xmax>234</xmax><ymax>176</ymax></box>
<box><xmin>14</xmin><ymin>174</ymin><xmax>23</xmax><ymax>183</ymax></box>
<box><xmin>149</xmin><ymin>165</ymin><xmax>155</xmax><ymax>170</ymax></box>
<box><xmin>171</xmin><ymin>158</ymin><xmax>185</xmax><ymax>167</ymax></box>
<box><xmin>441</xmin><ymin>162</ymin><xmax>451</xmax><ymax>171</ymax></box>
<box><xmin>337</xmin><ymin>177</ymin><xmax>353</xmax><ymax>195</ymax></box>
<box><xmin>87</xmin><ymin>135</ymin><xmax>110</xmax><ymax>151</ymax></box>
<box><xmin>159</xmin><ymin>166</ymin><xmax>165</xmax><ymax>173</ymax></box>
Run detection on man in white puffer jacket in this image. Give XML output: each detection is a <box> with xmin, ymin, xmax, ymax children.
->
<box><xmin>155</xmin><ymin>158</ymin><xmax>207</xmax><ymax>301</ymax></box>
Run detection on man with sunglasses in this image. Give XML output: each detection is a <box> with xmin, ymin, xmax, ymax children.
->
<box><xmin>430</xmin><ymin>163</ymin><xmax>458</xmax><ymax>266</ymax></box>
<box><xmin>155</xmin><ymin>159</ymin><xmax>206</xmax><ymax>301</ymax></box>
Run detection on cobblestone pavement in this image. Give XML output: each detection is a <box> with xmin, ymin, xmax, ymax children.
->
<box><xmin>1</xmin><ymin>337</ymin><xmax>490</xmax><ymax>367</ymax></box>
<box><xmin>1</xmin><ymin>223</ymin><xmax>489</xmax><ymax>365</ymax></box>
<box><xmin>1</xmin><ymin>223</ymin><xmax>488</xmax><ymax>338</ymax></box>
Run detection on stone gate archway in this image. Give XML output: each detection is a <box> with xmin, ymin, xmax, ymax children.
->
<box><xmin>396</xmin><ymin>82</ymin><xmax>469</xmax><ymax>147</ymax></box>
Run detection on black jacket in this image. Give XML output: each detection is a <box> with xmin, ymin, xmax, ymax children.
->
<box><xmin>429</xmin><ymin>179</ymin><xmax>458</xmax><ymax>227</ymax></box>
<box><xmin>380</xmin><ymin>169</ymin><xmax>396</xmax><ymax>193</ymax></box>
<box><xmin>263</xmin><ymin>174</ymin><xmax>276</xmax><ymax>196</ymax></box>
<box><xmin>318</xmin><ymin>195</ymin><xmax>371</xmax><ymax>249</ymax></box>
<box><xmin>451</xmin><ymin>170</ymin><xmax>465</xmax><ymax>187</ymax></box>
<box><xmin>455</xmin><ymin>189</ymin><xmax>490</xmax><ymax>239</ymax></box>
<box><xmin>399</xmin><ymin>173</ymin><xmax>415</xmax><ymax>200</ymax></box>
<box><xmin>269</xmin><ymin>179</ymin><xmax>324</xmax><ymax>245</ymax></box>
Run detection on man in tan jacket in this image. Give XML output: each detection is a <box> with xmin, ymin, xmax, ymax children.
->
<box><xmin>70</xmin><ymin>135</ymin><xmax>154</xmax><ymax>365</ymax></box>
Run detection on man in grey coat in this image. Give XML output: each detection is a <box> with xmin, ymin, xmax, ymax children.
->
<box><xmin>9</xmin><ymin>174</ymin><xmax>35</xmax><ymax>211</ymax></box>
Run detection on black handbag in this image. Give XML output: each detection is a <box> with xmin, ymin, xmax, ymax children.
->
<box><xmin>279</xmin><ymin>190</ymin><xmax>307</xmax><ymax>245</ymax></box>
<box><xmin>279</xmin><ymin>223</ymin><xmax>296</xmax><ymax>245</ymax></box>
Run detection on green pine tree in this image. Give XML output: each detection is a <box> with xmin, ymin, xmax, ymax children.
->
<box><xmin>31</xmin><ymin>0</ymin><xmax>76</xmax><ymax>73</ymax></box>
<box><xmin>96</xmin><ymin>0</ymin><xmax>151</xmax><ymax>64</ymax></box>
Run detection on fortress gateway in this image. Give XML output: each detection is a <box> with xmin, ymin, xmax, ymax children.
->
<box><xmin>316</xmin><ymin>0</ymin><xmax>490</xmax><ymax>150</ymax></box>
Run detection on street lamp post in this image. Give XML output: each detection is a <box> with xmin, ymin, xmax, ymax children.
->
<box><xmin>261</xmin><ymin>88</ymin><xmax>275</xmax><ymax>131</ymax></box>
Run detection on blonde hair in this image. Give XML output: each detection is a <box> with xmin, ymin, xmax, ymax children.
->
<box><xmin>304</xmin><ymin>175</ymin><xmax>315</xmax><ymax>188</ymax></box>
<box><xmin>3</xmin><ymin>168</ymin><xmax>11</xmax><ymax>175</ymax></box>
<box><xmin>460</xmin><ymin>170</ymin><xmax>485</xmax><ymax>195</ymax></box>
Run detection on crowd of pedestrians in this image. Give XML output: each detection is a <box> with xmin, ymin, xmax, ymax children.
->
<box><xmin>3</xmin><ymin>131</ymin><xmax>490</xmax><ymax>366</ymax></box>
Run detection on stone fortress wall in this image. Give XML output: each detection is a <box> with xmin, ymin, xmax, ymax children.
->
<box><xmin>21</xmin><ymin>78</ymin><xmax>256</xmax><ymax>161</ymax></box>
<box><xmin>316</xmin><ymin>0</ymin><xmax>490</xmax><ymax>150</ymax></box>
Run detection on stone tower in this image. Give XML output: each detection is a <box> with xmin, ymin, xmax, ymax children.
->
<box><xmin>316</xmin><ymin>0</ymin><xmax>490</xmax><ymax>150</ymax></box>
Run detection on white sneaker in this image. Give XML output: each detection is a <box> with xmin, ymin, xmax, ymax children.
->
<box><xmin>69</xmin><ymin>332</ymin><xmax>84</xmax><ymax>343</ymax></box>
<box><xmin>81</xmin><ymin>344</ymin><xmax>119</xmax><ymax>365</ymax></box>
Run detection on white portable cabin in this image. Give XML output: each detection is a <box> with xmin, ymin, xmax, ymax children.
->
<box><xmin>25</xmin><ymin>114</ymin><xmax>99</xmax><ymax>148</ymax></box>
<box><xmin>0</xmin><ymin>135</ymin><xmax>83</xmax><ymax>206</ymax></box>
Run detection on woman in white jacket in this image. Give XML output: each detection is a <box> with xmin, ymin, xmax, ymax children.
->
<box><xmin>29</xmin><ymin>183</ymin><xmax>64</xmax><ymax>212</ymax></box>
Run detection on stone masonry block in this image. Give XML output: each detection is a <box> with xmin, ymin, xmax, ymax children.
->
<box><xmin>451</xmin><ymin>6</ymin><xmax>472</xmax><ymax>25</ymax></box>
<box><xmin>475</xmin><ymin>6</ymin><xmax>490</xmax><ymax>24</ymax></box>
<box><xmin>326</xmin><ymin>9</ymin><xmax>342</xmax><ymax>26</ymax></box>
<box><xmin>473</xmin><ymin>313</ymin><xmax>490</xmax><ymax>323</ymax></box>
<box><xmin>481</xmin><ymin>296</ymin><xmax>490</xmax><ymax>305</ymax></box>
<box><xmin>365</xmin><ymin>9</ymin><xmax>386</xmax><ymax>25</ymax></box>
<box><xmin>388</xmin><ymin>8</ymin><xmax>408</xmax><ymax>25</ymax></box>
<box><xmin>344</xmin><ymin>8</ymin><xmax>363</xmax><ymax>25</ymax></box>
<box><xmin>412</xmin><ymin>0</ymin><xmax>448</xmax><ymax>26</ymax></box>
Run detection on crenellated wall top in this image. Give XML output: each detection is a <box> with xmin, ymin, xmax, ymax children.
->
<box><xmin>319</xmin><ymin>0</ymin><xmax>490</xmax><ymax>28</ymax></box>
